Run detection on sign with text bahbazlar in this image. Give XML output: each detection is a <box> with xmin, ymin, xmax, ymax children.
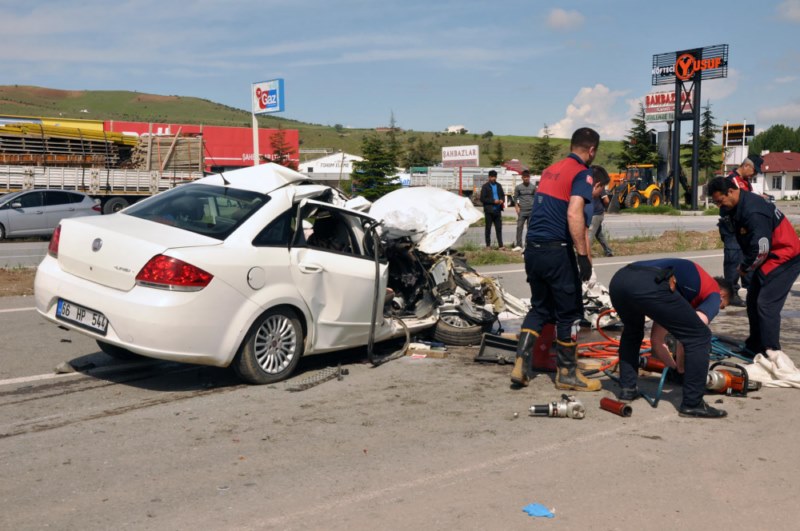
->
<box><xmin>252</xmin><ymin>79</ymin><xmax>285</xmax><ymax>115</ymax></box>
<box><xmin>651</xmin><ymin>44</ymin><xmax>729</xmax><ymax>86</ymax></box>
<box><xmin>644</xmin><ymin>90</ymin><xmax>693</xmax><ymax>122</ymax></box>
<box><xmin>441</xmin><ymin>145</ymin><xmax>479</xmax><ymax>168</ymax></box>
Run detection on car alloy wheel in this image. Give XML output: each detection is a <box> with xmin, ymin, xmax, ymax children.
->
<box><xmin>234</xmin><ymin>308</ymin><xmax>304</xmax><ymax>384</ymax></box>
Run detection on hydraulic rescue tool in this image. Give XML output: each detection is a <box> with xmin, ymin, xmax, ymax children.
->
<box><xmin>706</xmin><ymin>361</ymin><xmax>761</xmax><ymax>396</ymax></box>
<box><xmin>600</xmin><ymin>397</ymin><xmax>633</xmax><ymax>417</ymax></box>
<box><xmin>529</xmin><ymin>394</ymin><xmax>586</xmax><ymax>419</ymax></box>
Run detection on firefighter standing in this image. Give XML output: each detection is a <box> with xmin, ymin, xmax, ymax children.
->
<box><xmin>719</xmin><ymin>156</ymin><xmax>762</xmax><ymax>306</ymax></box>
<box><xmin>609</xmin><ymin>258</ymin><xmax>732</xmax><ymax>418</ymax></box>
<box><xmin>709</xmin><ymin>177</ymin><xmax>800</xmax><ymax>356</ymax></box>
<box><xmin>511</xmin><ymin>128</ymin><xmax>609</xmax><ymax>391</ymax></box>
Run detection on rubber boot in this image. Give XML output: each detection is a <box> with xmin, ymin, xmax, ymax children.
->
<box><xmin>511</xmin><ymin>330</ymin><xmax>538</xmax><ymax>387</ymax></box>
<box><xmin>555</xmin><ymin>339</ymin><xmax>601</xmax><ymax>392</ymax></box>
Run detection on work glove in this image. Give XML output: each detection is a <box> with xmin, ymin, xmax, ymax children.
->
<box><xmin>577</xmin><ymin>254</ymin><xmax>592</xmax><ymax>282</ymax></box>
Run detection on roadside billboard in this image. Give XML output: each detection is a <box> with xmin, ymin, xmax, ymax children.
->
<box><xmin>651</xmin><ymin>44</ymin><xmax>729</xmax><ymax>86</ymax></box>
<box><xmin>252</xmin><ymin>79</ymin><xmax>285</xmax><ymax>115</ymax></box>
<box><xmin>441</xmin><ymin>145</ymin><xmax>479</xmax><ymax>168</ymax></box>
<box><xmin>644</xmin><ymin>90</ymin><xmax>693</xmax><ymax>122</ymax></box>
<box><xmin>722</xmin><ymin>123</ymin><xmax>755</xmax><ymax>146</ymax></box>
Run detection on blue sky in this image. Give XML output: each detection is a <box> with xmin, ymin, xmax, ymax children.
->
<box><xmin>2</xmin><ymin>0</ymin><xmax>799</xmax><ymax>141</ymax></box>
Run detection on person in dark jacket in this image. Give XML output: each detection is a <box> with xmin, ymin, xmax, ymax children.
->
<box><xmin>709</xmin><ymin>176</ymin><xmax>800</xmax><ymax>356</ymax></box>
<box><xmin>609</xmin><ymin>258</ymin><xmax>732</xmax><ymax>418</ymax></box>
<box><xmin>513</xmin><ymin>170</ymin><xmax>536</xmax><ymax>250</ymax></box>
<box><xmin>718</xmin><ymin>155</ymin><xmax>762</xmax><ymax>306</ymax></box>
<box><xmin>480</xmin><ymin>170</ymin><xmax>505</xmax><ymax>248</ymax></box>
<box><xmin>510</xmin><ymin>128</ymin><xmax>608</xmax><ymax>392</ymax></box>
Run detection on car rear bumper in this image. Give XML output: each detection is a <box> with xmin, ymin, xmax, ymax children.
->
<box><xmin>34</xmin><ymin>255</ymin><xmax>258</xmax><ymax>367</ymax></box>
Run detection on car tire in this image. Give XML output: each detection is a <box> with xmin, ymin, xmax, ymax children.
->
<box><xmin>432</xmin><ymin>314</ymin><xmax>486</xmax><ymax>346</ymax></box>
<box><xmin>96</xmin><ymin>340</ymin><xmax>142</xmax><ymax>360</ymax></box>
<box><xmin>103</xmin><ymin>197</ymin><xmax>129</xmax><ymax>215</ymax></box>
<box><xmin>233</xmin><ymin>308</ymin><xmax>304</xmax><ymax>384</ymax></box>
<box><xmin>0</xmin><ymin>223</ymin><xmax>5</xmax><ymax>240</ymax></box>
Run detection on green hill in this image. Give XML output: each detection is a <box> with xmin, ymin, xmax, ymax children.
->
<box><xmin>0</xmin><ymin>85</ymin><xmax>622</xmax><ymax>167</ymax></box>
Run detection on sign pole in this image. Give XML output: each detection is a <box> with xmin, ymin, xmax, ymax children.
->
<box><xmin>252</xmin><ymin>109</ymin><xmax>259</xmax><ymax>167</ymax></box>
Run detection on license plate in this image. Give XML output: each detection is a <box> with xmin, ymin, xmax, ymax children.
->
<box><xmin>56</xmin><ymin>299</ymin><xmax>109</xmax><ymax>335</ymax></box>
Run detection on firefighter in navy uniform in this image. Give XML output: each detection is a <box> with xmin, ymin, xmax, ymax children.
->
<box><xmin>709</xmin><ymin>177</ymin><xmax>800</xmax><ymax>357</ymax></box>
<box><xmin>609</xmin><ymin>259</ymin><xmax>732</xmax><ymax>418</ymax></box>
<box><xmin>510</xmin><ymin>127</ymin><xmax>609</xmax><ymax>391</ymax></box>
<box><xmin>719</xmin><ymin>155</ymin><xmax>762</xmax><ymax>306</ymax></box>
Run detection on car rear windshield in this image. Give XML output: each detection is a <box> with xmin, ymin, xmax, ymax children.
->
<box><xmin>124</xmin><ymin>184</ymin><xmax>269</xmax><ymax>240</ymax></box>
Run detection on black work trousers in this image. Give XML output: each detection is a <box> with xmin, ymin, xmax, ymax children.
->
<box><xmin>609</xmin><ymin>265</ymin><xmax>711</xmax><ymax>408</ymax></box>
<box><xmin>745</xmin><ymin>257</ymin><xmax>800</xmax><ymax>353</ymax></box>
<box><xmin>484</xmin><ymin>210</ymin><xmax>503</xmax><ymax>247</ymax></box>
<box><xmin>520</xmin><ymin>244</ymin><xmax>583</xmax><ymax>341</ymax></box>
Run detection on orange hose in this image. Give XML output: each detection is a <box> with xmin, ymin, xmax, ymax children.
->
<box><xmin>577</xmin><ymin>307</ymin><xmax>654</xmax><ymax>373</ymax></box>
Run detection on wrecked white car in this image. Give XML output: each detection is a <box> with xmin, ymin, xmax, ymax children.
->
<box><xmin>34</xmin><ymin>163</ymin><xmax>526</xmax><ymax>384</ymax></box>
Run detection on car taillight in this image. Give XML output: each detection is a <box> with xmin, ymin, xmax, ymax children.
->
<box><xmin>135</xmin><ymin>255</ymin><xmax>213</xmax><ymax>291</ymax></box>
<box><xmin>92</xmin><ymin>203</ymin><xmax>102</xmax><ymax>212</ymax></box>
<box><xmin>48</xmin><ymin>225</ymin><xmax>61</xmax><ymax>258</ymax></box>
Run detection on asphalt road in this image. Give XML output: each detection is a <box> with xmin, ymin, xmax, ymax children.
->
<box><xmin>3</xmin><ymin>249</ymin><xmax>800</xmax><ymax>529</ymax></box>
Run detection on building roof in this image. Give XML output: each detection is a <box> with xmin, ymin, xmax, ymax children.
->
<box><xmin>762</xmin><ymin>152</ymin><xmax>800</xmax><ymax>173</ymax></box>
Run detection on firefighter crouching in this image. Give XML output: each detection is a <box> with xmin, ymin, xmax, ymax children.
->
<box><xmin>609</xmin><ymin>259</ymin><xmax>733</xmax><ymax>418</ymax></box>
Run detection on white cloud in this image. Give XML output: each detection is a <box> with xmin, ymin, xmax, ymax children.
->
<box><xmin>543</xmin><ymin>84</ymin><xmax>632</xmax><ymax>140</ymax></box>
<box><xmin>775</xmin><ymin>75</ymin><xmax>798</xmax><ymax>83</ymax></box>
<box><xmin>546</xmin><ymin>8</ymin><xmax>585</xmax><ymax>31</ymax></box>
<box><xmin>778</xmin><ymin>0</ymin><xmax>800</xmax><ymax>22</ymax></box>
<box><xmin>757</xmin><ymin>101</ymin><xmax>800</xmax><ymax>125</ymax></box>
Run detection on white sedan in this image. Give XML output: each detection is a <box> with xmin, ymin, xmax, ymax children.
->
<box><xmin>35</xmin><ymin>164</ymin><xmax>524</xmax><ymax>384</ymax></box>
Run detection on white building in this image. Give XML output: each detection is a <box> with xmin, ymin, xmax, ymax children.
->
<box><xmin>445</xmin><ymin>125</ymin><xmax>468</xmax><ymax>134</ymax></box>
<box><xmin>298</xmin><ymin>152</ymin><xmax>363</xmax><ymax>182</ymax></box>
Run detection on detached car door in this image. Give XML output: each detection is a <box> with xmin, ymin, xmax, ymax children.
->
<box><xmin>289</xmin><ymin>200</ymin><xmax>388</xmax><ymax>351</ymax></box>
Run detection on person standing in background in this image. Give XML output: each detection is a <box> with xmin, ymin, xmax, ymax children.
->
<box><xmin>588</xmin><ymin>165</ymin><xmax>613</xmax><ymax>257</ymax></box>
<box><xmin>480</xmin><ymin>170</ymin><xmax>505</xmax><ymax>248</ymax></box>
<box><xmin>513</xmin><ymin>170</ymin><xmax>536</xmax><ymax>251</ymax></box>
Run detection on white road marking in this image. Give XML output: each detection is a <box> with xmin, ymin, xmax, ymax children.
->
<box><xmin>0</xmin><ymin>372</ymin><xmax>80</xmax><ymax>386</ymax></box>
<box><xmin>0</xmin><ymin>307</ymin><xmax>36</xmax><ymax>314</ymax></box>
<box><xmin>480</xmin><ymin>253</ymin><xmax>726</xmax><ymax>275</ymax></box>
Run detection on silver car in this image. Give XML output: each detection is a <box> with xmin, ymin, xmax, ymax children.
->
<box><xmin>0</xmin><ymin>189</ymin><xmax>101</xmax><ymax>239</ymax></box>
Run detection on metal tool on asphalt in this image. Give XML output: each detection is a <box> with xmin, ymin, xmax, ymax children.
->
<box><xmin>529</xmin><ymin>394</ymin><xmax>585</xmax><ymax>419</ymax></box>
<box><xmin>600</xmin><ymin>397</ymin><xmax>633</xmax><ymax>417</ymax></box>
<box><xmin>604</xmin><ymin>355</ymin><xmax>670</xmax><ymax>408</ymax></box>
<box><xmin>706</xmin><ymin>360</ymin><xmax>761</xmax><ymax>396</ymax></box>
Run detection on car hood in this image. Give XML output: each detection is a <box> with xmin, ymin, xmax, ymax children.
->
<box><xmin>55</xmin><ymin>214</ymin><xmax>221</xmax><ymax>291</ymax></box>
<box><xmin>369</xmin><ymin>187</ymin><xmax>482</xmax><ymax>254</ymax></box>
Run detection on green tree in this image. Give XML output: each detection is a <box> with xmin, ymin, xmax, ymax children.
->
<box><xmin>681</xmin><ymin>101</ymin><xmax>720</xmax><ymax>182</ymax></box>
<box><xmin>489</xmin><ymin>139</ymin><xmax>505</xmax><ymax>166</ymax></box>
<box><xmin>748</xmin><ymin>124</ymin><xmax>800</xmax><ymax>155</ymax></box>
<box><xmin>351</xmin><ymin>134</ymin><xmax>400</xmax><ymax>200</ymax></box>
<box><xmin>619</xmin><ymin>102</ymin><xmax>659</xmax><ymax>169</ymax></box>
<box><xmin>403</xmin><ymin>135</ymin><xmax>440</xmax><ymax>167</ymax></box>
<box><xmin>529</xmin><ymin>124</ymin><xmax>559</xmax><ymax>174</ymax></box>
<box><xmin>268</xmin><ymin>127</ymin><xmax>298</xmax><ymax>170</ymax></box>
<box><xmin>385</xmin><ymin>111</ymin><xmax>401</xmax><ymax>168</ymax></box>
<box><xmin>482</xmin><ymin>131</ymin><xmax>494</xmax><ymax>139</ymax></box>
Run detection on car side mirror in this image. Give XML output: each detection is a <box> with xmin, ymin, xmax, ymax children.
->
<box><xmin>10</xmin><ymin>202</ymin><xmax>22</xmax><ymax>209</ymax></box>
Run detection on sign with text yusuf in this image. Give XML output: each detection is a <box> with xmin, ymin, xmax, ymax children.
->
<box><xmin>651</xmin><ymin>44</ymin><xmax>728</xmax><ymax>86</ymax></box>
<box><xmin>441</xmin><ymin>145</ymin><xmax>479</xmax><ymax>167</ymax></box>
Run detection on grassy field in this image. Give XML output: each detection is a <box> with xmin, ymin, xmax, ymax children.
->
<box><xmin>0</xmin><ymin>85</ymin><xmax>623</xmax><ymax>167</ymax></box>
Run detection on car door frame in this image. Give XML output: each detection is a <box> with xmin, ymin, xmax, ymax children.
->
<box><xmin>288</xmin><ymin>198</ymin><xmax>387</xmax><ymax>352</ymax></box>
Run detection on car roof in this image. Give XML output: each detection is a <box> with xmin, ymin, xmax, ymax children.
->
<box><xmin>198</xmin><ymin>162</ymin><xmax>308</xmax><ymax>195</ymax></box>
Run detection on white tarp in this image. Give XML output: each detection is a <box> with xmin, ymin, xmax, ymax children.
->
<box><xmin>369</xmin><ymin>187</ymin><xmax>482</xmax><ymax>254</ymax></box>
